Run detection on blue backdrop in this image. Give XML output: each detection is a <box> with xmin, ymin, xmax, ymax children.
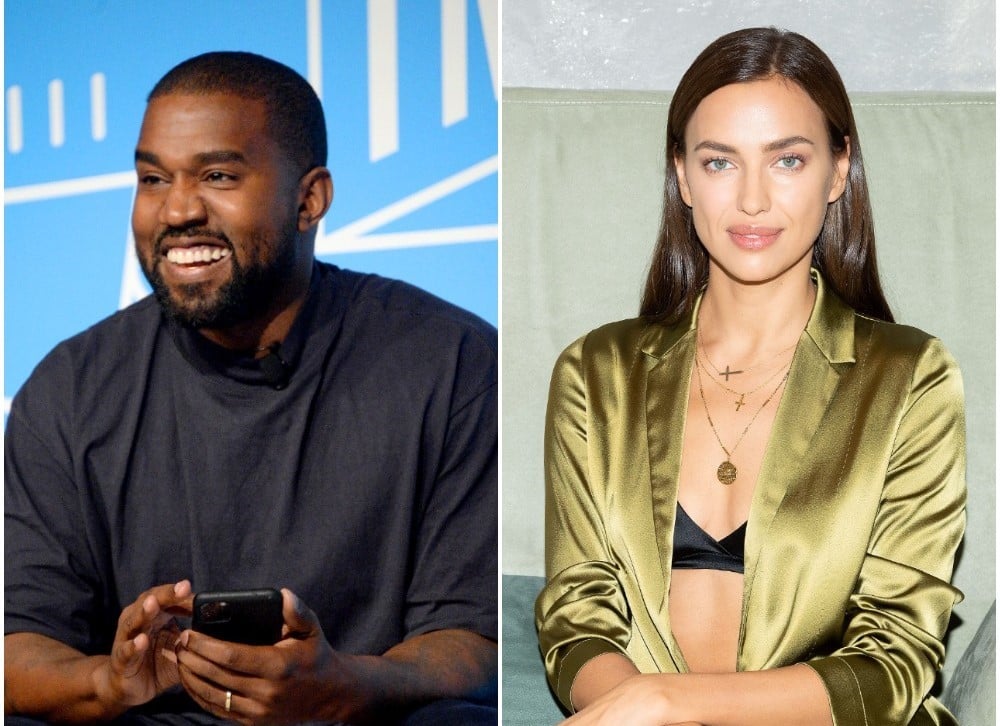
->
<box><xmin>4</xmin><ymin>0</ymin><xmax>498</xmax><ymax>411</ymax></box>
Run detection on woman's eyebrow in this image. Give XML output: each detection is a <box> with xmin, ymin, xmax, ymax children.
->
<box><xmin>762</xmin><ymin>135</ymin><xmax>815</xmax><ymax>152</ymax></box>
<box><xmin>692</xmin><ymin>135</ymin><xmax>816</xmax><ymax>154</ymax></box>
<box><xmin>692</xmin><ymin>140</ymin><xmax>737</xmax><ymax>154</ymax></box>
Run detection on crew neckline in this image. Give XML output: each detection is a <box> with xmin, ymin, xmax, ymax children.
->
<box><xmin>165</xmin><ymin>263</ymin><xmax>325</xmax><ymax>387</ymax></box>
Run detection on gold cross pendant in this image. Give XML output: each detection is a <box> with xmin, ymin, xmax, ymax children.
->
<box><xmin>721</xmin><ymin>365</ymin><xmax>743</xmax><ymax>380</ymax></box>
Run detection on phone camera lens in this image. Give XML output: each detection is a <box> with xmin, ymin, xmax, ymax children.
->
<box><xmin>200</xmin><ymin>601</ymin><xmax>228</xmax><ymax>622</ymax></box>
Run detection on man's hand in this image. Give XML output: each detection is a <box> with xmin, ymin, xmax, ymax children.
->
<box><xmin>96</xmin><ymin>580</ymin><xmax>194</xmax><ymax>708</ymax></box>
<box><xmin>175</xmin><ymin>588</ymin><xmax>355</xmax><ymax>724</ymax></box>
<box><xmin>4</xmin><ymin>579</ymin><xmax>193</xmax><ymax>723</ymax></box>
<box><xmin>176</xmin><ymin>588</ymin><xmax>497</xmax><ymax>725</ymax></box>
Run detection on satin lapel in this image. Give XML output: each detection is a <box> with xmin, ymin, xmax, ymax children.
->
<box><xmin>738</xmin><ymin>272</ymin><xmax>857</xmax><ymax>667</ymax></box>
<box><xmin>633</xmin><ymin>307</ymin><xmax>698</xmax><ymax>670</ymax></box>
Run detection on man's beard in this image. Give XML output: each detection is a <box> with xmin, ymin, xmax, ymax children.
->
<box><xmin>142</xmin><ymin>226</ymin><xmax>299</xmax><ymax>331</ymax></box>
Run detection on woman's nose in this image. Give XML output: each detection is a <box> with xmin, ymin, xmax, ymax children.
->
<box><xmin>737</xmin><ymin>169</ymin><xmax>770</xmax><ymax>216</ymax></box>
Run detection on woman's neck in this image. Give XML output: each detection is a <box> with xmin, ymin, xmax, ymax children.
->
<box><xmin>697</xmin><ymin>266</ymin><xmax>816</xmax><ymax>364</ymax></box>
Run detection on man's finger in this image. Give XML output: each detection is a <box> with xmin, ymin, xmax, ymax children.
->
<box><xmin>111</xmin><ymin>633</ymin><xmax>148</xmax><ymax>678</ymax></box>
<box><xmin>177</xmin><ymin>630</ymin><xmax>268</xmax><ymax>677</ymax></box>
<box><xmin>116</xmin><ymin>596</ymin><xmax>157</xmax><ymax>642</ymax></box>
<box><xmin>119</xmin><ymin>581</ymin><xmax>191</xmax><ymax>629</ymax></box>
<box><xmin>280</xmin><ymin>588</ymin><xmax>319</xmax><ymax>637</ymax></box>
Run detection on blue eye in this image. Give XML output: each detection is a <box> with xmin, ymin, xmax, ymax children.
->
<box><xmin>777</xmin><ymin>155</ymin><xmax>804</xmax><ymax>170</ymax></box>
<box><xmin>705</xmin><ymin>158</ymin><xmax>732</xmax><ymax>172</ymax></box>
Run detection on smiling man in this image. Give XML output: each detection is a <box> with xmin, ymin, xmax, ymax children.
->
<box><xmin>4</xmin><ymin>52</ymin><xmax>497</xmax><ymax>725</ymax></box>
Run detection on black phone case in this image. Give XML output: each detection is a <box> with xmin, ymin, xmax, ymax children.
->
<box><xmin>192</xmin><ymin>588</ymin><xmax>283</xmax><ymax>645</ymax></box>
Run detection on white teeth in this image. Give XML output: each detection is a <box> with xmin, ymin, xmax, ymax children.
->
<box><xmin>166</xmin><ymin>246</ymin><xmax>231</xmax><ymax>265</ymax></box>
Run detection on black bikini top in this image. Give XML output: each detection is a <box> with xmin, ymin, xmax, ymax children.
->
<box><xmin>671</xmin><ymin>503</ymin><xmax>747</xmax><ymax>574</ymax></box>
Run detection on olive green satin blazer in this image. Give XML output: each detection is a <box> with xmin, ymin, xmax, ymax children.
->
<box><xmin>535</xmin><ymin>273</ymin><xmax>966</xmax><ymax>725</ymax></box>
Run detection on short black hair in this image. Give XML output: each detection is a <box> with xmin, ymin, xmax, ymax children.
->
<box><xmin>148</xmin><ymin>51</ymin><xmax>327</xmax><ymax>171</ymax></box>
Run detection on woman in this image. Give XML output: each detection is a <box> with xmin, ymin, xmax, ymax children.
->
<box><xmin>534</xmin><ymin>28</ymin><xmax>965</xmax><ymax>726</ymax></box>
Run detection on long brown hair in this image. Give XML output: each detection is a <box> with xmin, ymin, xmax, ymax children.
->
<box><xmin>640</xmin><ymin>27</ymin><xmax>893</xmax><ymax>324</ymax></box>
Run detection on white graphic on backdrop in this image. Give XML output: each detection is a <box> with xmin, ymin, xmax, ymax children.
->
<box><xmin>5</xmin><ymin>72</ymin><xmax>106</xmax><ymax>152</ymax></box>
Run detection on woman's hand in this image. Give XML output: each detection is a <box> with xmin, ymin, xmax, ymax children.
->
<box><xmin>566</xmin><ymin>665</ymin><xmax>833</xmax><ymax>726</ymax></box>
<box><xmin>562</xmin><ymin>674</ymin><xmax>688</xmax><ymax>726</ymax></box>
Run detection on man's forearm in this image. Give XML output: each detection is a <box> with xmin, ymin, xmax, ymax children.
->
<box><xmin>338</xmin><ymin>629</ymin><xmax>497</xmax><ymax>723</ymax></box>
<box><xmin>7</xmin><ymin>582</ymin><xmax>191</xmax><ymax>722</ymax></box>
<box><xmin>4</xmin><ymin>633</ymin><xmax>127</xmax><ymax>723</ymax></box>
<box><xmin>382</xmin><ymin>629</ymin><xmax>497</xmax><ymax>702</ymax></box>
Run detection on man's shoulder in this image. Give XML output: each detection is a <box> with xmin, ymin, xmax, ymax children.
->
<box><xmin>14</xmin><ymin>297</ymin><xmax>161</xmax><ymax>397</ymax></box>
<box><xmin>320</xmin><ymin>263</ymin><xmax>497</xmax><ymax>353</ymax></box>
<box><xmin>37</xmin><ymin>295</ymin><xmax>163</xmax><ymax>370</ymax></box>
<box><xmin>8</xmin><ymin>296</ymin><xmax>164</xmax><ymax>437</ymax></box>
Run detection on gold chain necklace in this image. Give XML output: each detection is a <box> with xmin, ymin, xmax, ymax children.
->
<box><xmin>698</xmin><ymin>334</ymin><xmax>798</xmax><ymax>382</ymax></box>
<box><xmin>695</xmin><ymin>358</ymin><xmax>790</xmax><ymax>485</ymax></box>
<box><xmin>695</xmin><ymin>350</ymin><xmax>791</xmax><ymax>411</ymax></box>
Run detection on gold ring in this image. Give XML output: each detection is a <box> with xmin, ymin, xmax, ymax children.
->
<box><xmin>225</xmin><ymin>690</ymin><xmax>232</xmax><ymax>712</ymax></box>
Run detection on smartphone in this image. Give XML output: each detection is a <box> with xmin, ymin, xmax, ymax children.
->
<box><xmin>192</xmin><ymin>588</ymin><xmax>283</xmax><ymax>645</ymax></box>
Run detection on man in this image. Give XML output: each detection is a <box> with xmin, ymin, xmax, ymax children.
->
<box><xmin>5</xmin><ymin>52</ymin><xmax>497</xmax><ymax>724</ymax></box>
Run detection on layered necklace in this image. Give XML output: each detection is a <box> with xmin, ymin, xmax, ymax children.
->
<box><xmin>694</xmin><ymin>338</ymin><xmax>794</xmax><ymax>485</ymax></box>
<box><xmin>697</xmin><ymin>336</ymin><xmax>797</xmax><ymax>410</ymax></box>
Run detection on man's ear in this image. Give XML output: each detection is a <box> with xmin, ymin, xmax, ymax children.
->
<box><xmin>828</xmin><ymin>138</ymin><xmax>850</xmax><ymax>204</ymax></box>
<box><xmin>297</xmin><ymin>167</ymin><xmax>334</xmax><ymax>232</ymax></box>
<box><xmin>674</xmin><ymin>153</ymin><xmax>693</xmax><ymax>208</ymax></box>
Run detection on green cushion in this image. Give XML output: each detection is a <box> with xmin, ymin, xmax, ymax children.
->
<box><xmin>941</xmin><ymin>600</ymin><xmax>996</xmax><ymax>723</ymax></box>
<box><xmin>502</xmin><ymin>575</ymin><xmax>565</xmax><ymax>724</ymax></box>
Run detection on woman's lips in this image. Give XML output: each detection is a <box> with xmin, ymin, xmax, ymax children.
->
<box><xmin>727</xmin><ymin>225</ymin><xmax>782</xmax><ymax>250</ymax></box>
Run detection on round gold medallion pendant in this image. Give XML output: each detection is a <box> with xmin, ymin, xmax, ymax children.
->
<box><xmin>716</xmin><ymin>460</ymin><xmax>737</xmax><ymax>485</ymax></box>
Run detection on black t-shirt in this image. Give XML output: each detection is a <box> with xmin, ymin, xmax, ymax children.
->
<box><xmin>5</xmin><ymin>262</ymin><xmax>497</xmax><ymax>680</ymax></box>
